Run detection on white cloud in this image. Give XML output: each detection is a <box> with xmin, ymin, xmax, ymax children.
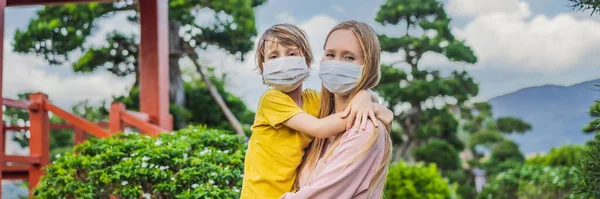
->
<box><xmin>333</xmin><ymin>5</ymin><xmax>345</xmax><ymax>13</ymax></box>
<box><xmin>448</xmin><ymin>0</ymin><xmax>527</xmax><ymax>17</ymax></box>
<box><xmin>276</xmin><ymin>12</ymin><xmax>297</xmax><ymax>24</ymax></box>
<box><xmin>87</xmin><ymin>11</ymin><xmax>140</xmax><ymax>47</ymax></box>
<box><xmin>450</xmin><ymin>0</ymin><xmax>600</xmax><ymax>73</ymax></box>
<box><xmin>4</xmin><ymin>14</ymin><xmax>134</xmax><ymax>108</ymax></box>
<box><xmin>3</xmin><ymin>43</ymin><xmax>133</xmax><ymax>108</ymax></box>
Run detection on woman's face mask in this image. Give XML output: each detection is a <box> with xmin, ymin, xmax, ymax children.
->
<box><xmin>262</xmin><ymin>56</ymin><xmax>309</xmax><ymax>92</ymax></box>
<box><xmin>319</xmin><ymin>60</ymin><xmax>363</xmax><ymax>95</ymax></box>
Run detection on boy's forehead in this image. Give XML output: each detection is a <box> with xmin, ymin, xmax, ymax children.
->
<box><xmin>263</xmin><ymin>39</ymin><xmax>298</xmax><ymax>52</ymax></box>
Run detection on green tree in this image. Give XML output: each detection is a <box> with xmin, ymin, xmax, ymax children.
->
<box><xmin>582</xmin><ymin>98</ymin><xmax>600</xmax><ymax>135</ymax></box>
<box><xmin>490</xmin><ymin>140</ymin><xmax>524</xmax><ymax>163</ymax></box>
<box><xmin>575</xmin><ymin>85</ymin><xmax>600</xmax><ymax>197</ymax></box>
<box><xmin>413</xmin><ymin>139</ymin><xmax>460</xmax><ymax>171</ymax></box>
<box><xmin>13</xmin><ymin>0</ymin><xmax>265</xmax><ymax>133</ymax></box>
<box><xmin>461</xmin><ymin>102</ymin><xmax>530</xmax><ymax>164</ymax></box>
<box><xmin>374</xmin><ymin>0</ymin><xmax>479</xmax><ymax>160</ymax></box>
<box><xmin>576</xmin><ymin>143</ymin><xmax>600</xmax><ymax>198</ymax></box>
<box><xmin>454</xmin><ymin>102</ymin><xmax>530</xmax><ymax>198</ymax></box>
<box><xmin>569</xmin><ymin>0</ymin><xmax>600</xmax><ymax>15</ymax></box>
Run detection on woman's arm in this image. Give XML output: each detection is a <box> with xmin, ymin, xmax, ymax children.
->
<box><xmin>280</xmin><ymin>122</ymin><xmax>384</xmax><ymax>198</ymax></box>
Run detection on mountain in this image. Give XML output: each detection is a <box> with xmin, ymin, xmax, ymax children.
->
<box><xmin>488</xmin><ymin>79</ymin><xmax>600</xmax><ymax>154</ymax></box>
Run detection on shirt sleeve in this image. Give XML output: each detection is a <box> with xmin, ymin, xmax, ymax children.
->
<box><xmin>259</xmin><ymin>89</ymin><xmax>304</xmax><ymax>129</ymax></box>
<box><xmin>280</xmin><ymin>122</ymin><xmax>383</xmax><ymax>199</ymax></box>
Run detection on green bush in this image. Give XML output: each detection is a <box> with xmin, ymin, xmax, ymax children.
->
<box><xmin>527</xmin><ymin>145</ymin><xmax>586</xmax><ymax>167</ymax></box>
<box><xmin>33</xmin><ymin>126</ymin><xmax>246</xmax><ymax>199</ymax></box>
<box><xmin>385</xmin><ymin>161</ymin><xmax>456</xmax><ymax>199</ymax></box>
<box><xmin>414</xmin><ymin>139</ymin><xmax>461</xmax><ymax>171</ymax></box>
<box><xmin>478</xmin><ymin>165</ymin><xmax>581</xmax><ymax>199</ymax></box>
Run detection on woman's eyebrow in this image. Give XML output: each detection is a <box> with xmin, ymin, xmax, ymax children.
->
<box><xmin>342</xmin><ymin>50</ymin><xmax>358</xmax><ymax>57</ymax></box>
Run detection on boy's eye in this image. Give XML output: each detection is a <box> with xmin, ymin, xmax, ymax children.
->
<box><xmin>326</xmin><ymin>54</ymin><xmax>334</xmax><ymax>58</ymax></box>
<box><xmin>289</xmin><ymin>52</ymin><xmax>296</xmax><ymax>56</ymax></box>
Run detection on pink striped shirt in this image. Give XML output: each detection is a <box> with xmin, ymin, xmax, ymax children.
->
<box><xmin>281</xmin><ymin>120</ymin><xmax>389</xmax><ymax>199</ymax></box>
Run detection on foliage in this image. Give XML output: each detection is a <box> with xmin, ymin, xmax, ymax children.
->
<box><xmin>445</xmin><ymin>169</ymin><xmax>476</xmax><ymax>199</ymax></box>
<box><xmin>582</xmin><ymin>100</ymin><xmax>600</xmax><ymax>133</ymax></box>
<box><xmin>495</xmin><ymin>117</ymin><xmax>532</xmax><ymax>134</ymax></box>
<box><xmin>481</xmin><ymin>140</ymin><xmax>526</xmax><ymax>178</ymax></box>
<box><xmin>574</xmin><ymin>85</ymin><xmax>600</xmax><ymax>197</ymax></box>
<box><xmin>482</xmin><ymin>159</ymin><xmax>522</xmax><ymax>179</ymax></box>
<box><xmin>385</xmin><ymin>161</ymin><xmax>456</xmax><ymax>199</ymax></box>
<box><xmin>490</xmin><ymin>140</ymin><xmax>525</xmax><ymax>163</ymax></box>
<box><xmin>569</xmin><ymin>0</ymin><xmax>600</xmax><ymax>15</ymax></box>
<box><xmin>478</xmin><ymin>165</ymin><xmax>581</xmax><ymax>199</ymax></box>
<box><xmin>34</xmin><ymin>126</ymin><xmax>245</xmax><ymax>198</ymax></box>
<box><xmin>414</xmin><ymin>139</ymin><xmax>460</xmax><ymax>171</ymax></box>
<box><xmin>374</xmin><ymin>0</ymin><xmax>479</xmax><ymax>160</ymax></box>
<box><xmin>574</xmin><ymin>143</ymin><xmax>600</xmax><ymax>198</ymax></box>
<box><xmin>527</xmin><ymin>145</ymin><xmax>586</xmax><ymax>167</ymax></box>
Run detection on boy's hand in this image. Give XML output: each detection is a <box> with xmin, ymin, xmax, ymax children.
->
<box><xmin>340</xmin><ymin>90</ymin><xmax>379</xmax><ymax>130</ymax></box>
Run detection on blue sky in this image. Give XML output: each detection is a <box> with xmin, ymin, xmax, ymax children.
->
<box><xmin>3</xmin><ymin>0</ymin><xmax>600</xmax><ymax>110</ymax></box>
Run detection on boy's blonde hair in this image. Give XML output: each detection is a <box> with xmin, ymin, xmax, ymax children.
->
<box><xmin>256</xmin><ymin>23</ymin><xmax>313</xmax><ymax>74</ymax></box>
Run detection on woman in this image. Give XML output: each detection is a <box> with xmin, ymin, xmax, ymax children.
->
<box><xmin>281</xmin><ymin>20</ymin><xmax>393</xmax><ymax>199</ymax></box>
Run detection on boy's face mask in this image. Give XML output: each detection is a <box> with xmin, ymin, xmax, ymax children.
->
<box><xmin>262</xmin><ymin>56</ymin><xmax>309</xmax><ymax>92</ymax></box>
<box><xmin>319</xmin><ymin>60</ymin><xmax>363</xmax><ymax>95</ymax></box>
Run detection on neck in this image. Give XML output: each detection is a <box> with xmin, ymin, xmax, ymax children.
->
<box><xmin>334</xmin><ymin>94</ymin><xmax>349</xmax><ymax>113</ymax></box>
<box><xmin>285</xmin><ymin>85</ymin><xmax>303</xmax><ymax>106</ymax></box>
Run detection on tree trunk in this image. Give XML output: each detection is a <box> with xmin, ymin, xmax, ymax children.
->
<box><xmin>395</xmin><ymin>104</ymin><xmax>422</xmax><ymax>161</ymax></box>
<box><xmin>185</xmin><ymin>48</ymin><xmax>246</xmax><ymax>137</ymax></box>
<box><xmin>168</xmin><ymin>21</ymin><xmax>187</xmax><ymax>130</ymax></box>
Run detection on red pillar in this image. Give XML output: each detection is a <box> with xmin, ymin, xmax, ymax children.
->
<box><xmin>139</xmin><ymin>0</ymin><xmax>172</xmax><ymax>131</ymax></box>
<box><xmin>73</xmin><ymin>128</ymin><xmax>86</xmax><ymax>145</ymax></box>
<box><xmin>0</xmin><ymin>0</ymin><xmax>6</xmax><ymax>196</ymax></box>
<box><xmin>28</xmin><ymin>93</ymin><xmax>50</xmax><ymax>193</ymax></box>
<box><xmin>109</xmin><ymin>103</ymin><xmax>125</xmax><ymax>134</ymax></box>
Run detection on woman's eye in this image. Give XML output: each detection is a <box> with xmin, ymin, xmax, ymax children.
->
<box><xmin>269</xmin><ymin>55</ymin><xmax>278</xmax><ymax>59</ymax></box>
<box><xmin>289</xmin><ymin>52</ymin><xmax>296</xmax><ymax>56</ymax></box>
<box><xmin>344</xmin><ymin>56</ymin><xmax>355</xmax><ymax>61</ymax></box>
<box><xmin>326</xmin><ymin>54</ymin><xmax>334</xmax><ymax>58</ymax></box>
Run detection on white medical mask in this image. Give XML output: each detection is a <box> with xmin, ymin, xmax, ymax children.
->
<box><xmin>319</xmin><ymin>60</ymin><xmax>363</xmax><ymax>95</ymax></box>
<box><xmin>262</xmin><ymin>56</ymin><xmax>309</xmax><ymax>92</ymax></box>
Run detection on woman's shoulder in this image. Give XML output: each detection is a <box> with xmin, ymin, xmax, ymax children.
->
<box><xmin>344</xmin><ymin>120</ymin><xmax>388</xmax><ymax>142</ymax></box>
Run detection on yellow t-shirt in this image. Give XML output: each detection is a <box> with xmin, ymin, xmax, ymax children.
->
<box><xmin>240</xmin><ymin>89</ymin><xmax>320</xmax><ymax>199</ymax></box>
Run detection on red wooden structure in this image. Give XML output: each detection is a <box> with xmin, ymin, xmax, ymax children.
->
<box><xmin>0</xmin><ymin>0</ymin><xmax>172</xmax><ymax>197</ymax></box>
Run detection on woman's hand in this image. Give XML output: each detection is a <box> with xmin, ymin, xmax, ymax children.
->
<box><xmin>340</xmin><ymin>90</ymin><xmax>379</xmax><ymax>130</ymax></box>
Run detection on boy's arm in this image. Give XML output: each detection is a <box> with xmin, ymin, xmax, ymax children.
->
<box><xmin>284</xmin><ymin>90</ymin><xmax>392</xmax><ymax>138</ymax></box>
<box><xmin>283</xmin><ymin>112</ymin><xmax>347</xmax><ymax>138</ymax></box>
<box><xmin>374</xmin><ymin>103</ymin><xmax>394</xmax><ymax>129</ymax></box>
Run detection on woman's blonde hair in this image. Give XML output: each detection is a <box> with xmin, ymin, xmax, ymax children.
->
<box><xmin>255</xmin><ymin>23</ymin><xmax>313</xmax><ymax>74</ymax></box>
<box><xmin>296</xmin><ymin>20</ymin><xmax>392</xmax><ymax>197</ymax></box>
